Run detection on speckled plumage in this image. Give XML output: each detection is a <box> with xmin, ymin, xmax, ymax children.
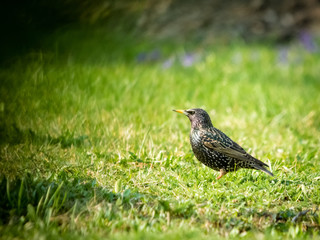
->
<box><xmin>173</xmin><ymin>108</ymin><xmax>273</xmax><ymax>179</ymax></box>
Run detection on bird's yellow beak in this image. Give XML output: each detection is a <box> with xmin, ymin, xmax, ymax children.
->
<box><xmin>173</xmin><ymin>109</ymin><xmax>185</xmax><ymax>114</ymax></box>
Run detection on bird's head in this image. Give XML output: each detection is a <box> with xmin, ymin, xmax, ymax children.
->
<box><xmin>173</xmin><ymin>108</ymin><xmax>213</xmax><ymax>129</ymax></box>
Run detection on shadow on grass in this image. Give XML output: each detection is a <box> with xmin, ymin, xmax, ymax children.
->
<box><xmin>0</xmin><ymin>173</ymin><xmax>141</xmax><ymax>225</ymax></box>
<box><xmin>0</xmin><ymin>162</ymin><xmax>195</xmax><ymax>227</ymax></box>
<box><xmin>0</xmin><ymin>123</ymin><xmax>89</xmax><ymax>148</ymax></box>
<box><xmin>238</xmin><ymin>175</ymin><xmax>305</xmax><ymax>186</ymax></box>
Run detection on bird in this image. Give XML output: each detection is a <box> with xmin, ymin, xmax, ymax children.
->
<box><xmin>173</xmin><ymin>108</ymin><xmax>273</xmax><ymax>180</ymax></box>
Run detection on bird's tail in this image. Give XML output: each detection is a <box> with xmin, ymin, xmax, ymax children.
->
<box><xmin>254</xmin><ymin>164</ymin><xmax>274</xmax><ymax>177</ymax></box>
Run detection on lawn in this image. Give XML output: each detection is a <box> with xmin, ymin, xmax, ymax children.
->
<box><xmin>0</xmin><ymin>25</ymin><xmax>320</xmax><ymax>239</ymax></box>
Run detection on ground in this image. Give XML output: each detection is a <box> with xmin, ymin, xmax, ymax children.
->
<box><xmin>0</xmin><ymin>25</ymin><xmax>320</xmax><ymax>239</ymax></box>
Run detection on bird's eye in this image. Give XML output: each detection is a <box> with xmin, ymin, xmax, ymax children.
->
<box><xmin>187</xmin><ymin>110</ymin><xmax>195</xmax><ymax>115</ymax></box>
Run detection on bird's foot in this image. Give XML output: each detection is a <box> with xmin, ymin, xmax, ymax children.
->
<box><xmin>216</xmin><ymin>169</ymin><xmax>227</xmax><ymax>180</ymax></box>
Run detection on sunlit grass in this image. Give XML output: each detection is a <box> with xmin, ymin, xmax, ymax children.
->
<box><xmin>0</xmin><ymin>25</ymin><xmax>320</xmax><ymax>239</ymax></box>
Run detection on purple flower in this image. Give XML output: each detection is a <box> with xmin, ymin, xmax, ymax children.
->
<box><xmin>277</xmin><ymin>47</ymin><xmax>288</xmax><ymax>64</ymax></box>
<box><xmin>181</xmin><ymin>53</ymin><xmax>196</xmax><ymax>67</ymax></box>
<box><xmin>136</xmin><ymin>49</ymin><xmax>161</xmax><ymax>63</ymax></box>
<box><xmin>162</xmin><ymin>57</ymin><xmax>174</xmax><ymax>69</ymax></box>
<box><xmin>136</xmin><ymin>52</ymin><xmax>147</xmax><ymax>63</ymax></box>
<box><xmin>149</xmin><ymin>49</ymin><xmax>161</xmax><ymax>61</ymax></box>
<box><xmin>299</xmin><ymin>31</ymin><xmax>318</xmax><ymax>52</ymax></box>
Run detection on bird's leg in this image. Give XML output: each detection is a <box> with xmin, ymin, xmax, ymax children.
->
<box><xmin>216</xmin><ymin>169</ymin><xmax>227</xmax><ymax>180</ymax></box>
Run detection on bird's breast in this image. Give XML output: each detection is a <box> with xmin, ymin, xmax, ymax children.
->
<box><xmin>190</xmin><ymin>129</ymin><xmax>201</xmax><ymax>145</ymax></box>
<box><xmin>190</xmin><ymin>129</ymin><xmax>204</xmax><ymax>157</ymax></box>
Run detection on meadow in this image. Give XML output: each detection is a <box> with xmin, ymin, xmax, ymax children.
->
<box><xmin>0</xmin><ymin>25</ymin><xmax>320</xmax><ymax>239</ymax></box>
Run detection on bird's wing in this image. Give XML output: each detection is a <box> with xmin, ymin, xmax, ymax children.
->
<box><xmin>202</xmin><ymin>128</ymin><xmax>268</xmax><ymax>166</ymax></box>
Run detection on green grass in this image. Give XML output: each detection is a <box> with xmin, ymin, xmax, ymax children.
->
<box><xmin>1</xmin><ymin>25</ymin><xmax>320</xmax><ymax>239</ymax></box>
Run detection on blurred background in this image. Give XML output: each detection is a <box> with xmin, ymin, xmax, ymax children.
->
<box><xmin>1</xmin><ymin>0</ymin><xmax>320</xmax><ymax>61</ymax></box>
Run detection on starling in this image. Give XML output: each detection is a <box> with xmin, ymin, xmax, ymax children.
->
<box><xmin>173</xmin><ymin>108</ymin><xmax>273</xmax><ymax>180</ymax></box>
